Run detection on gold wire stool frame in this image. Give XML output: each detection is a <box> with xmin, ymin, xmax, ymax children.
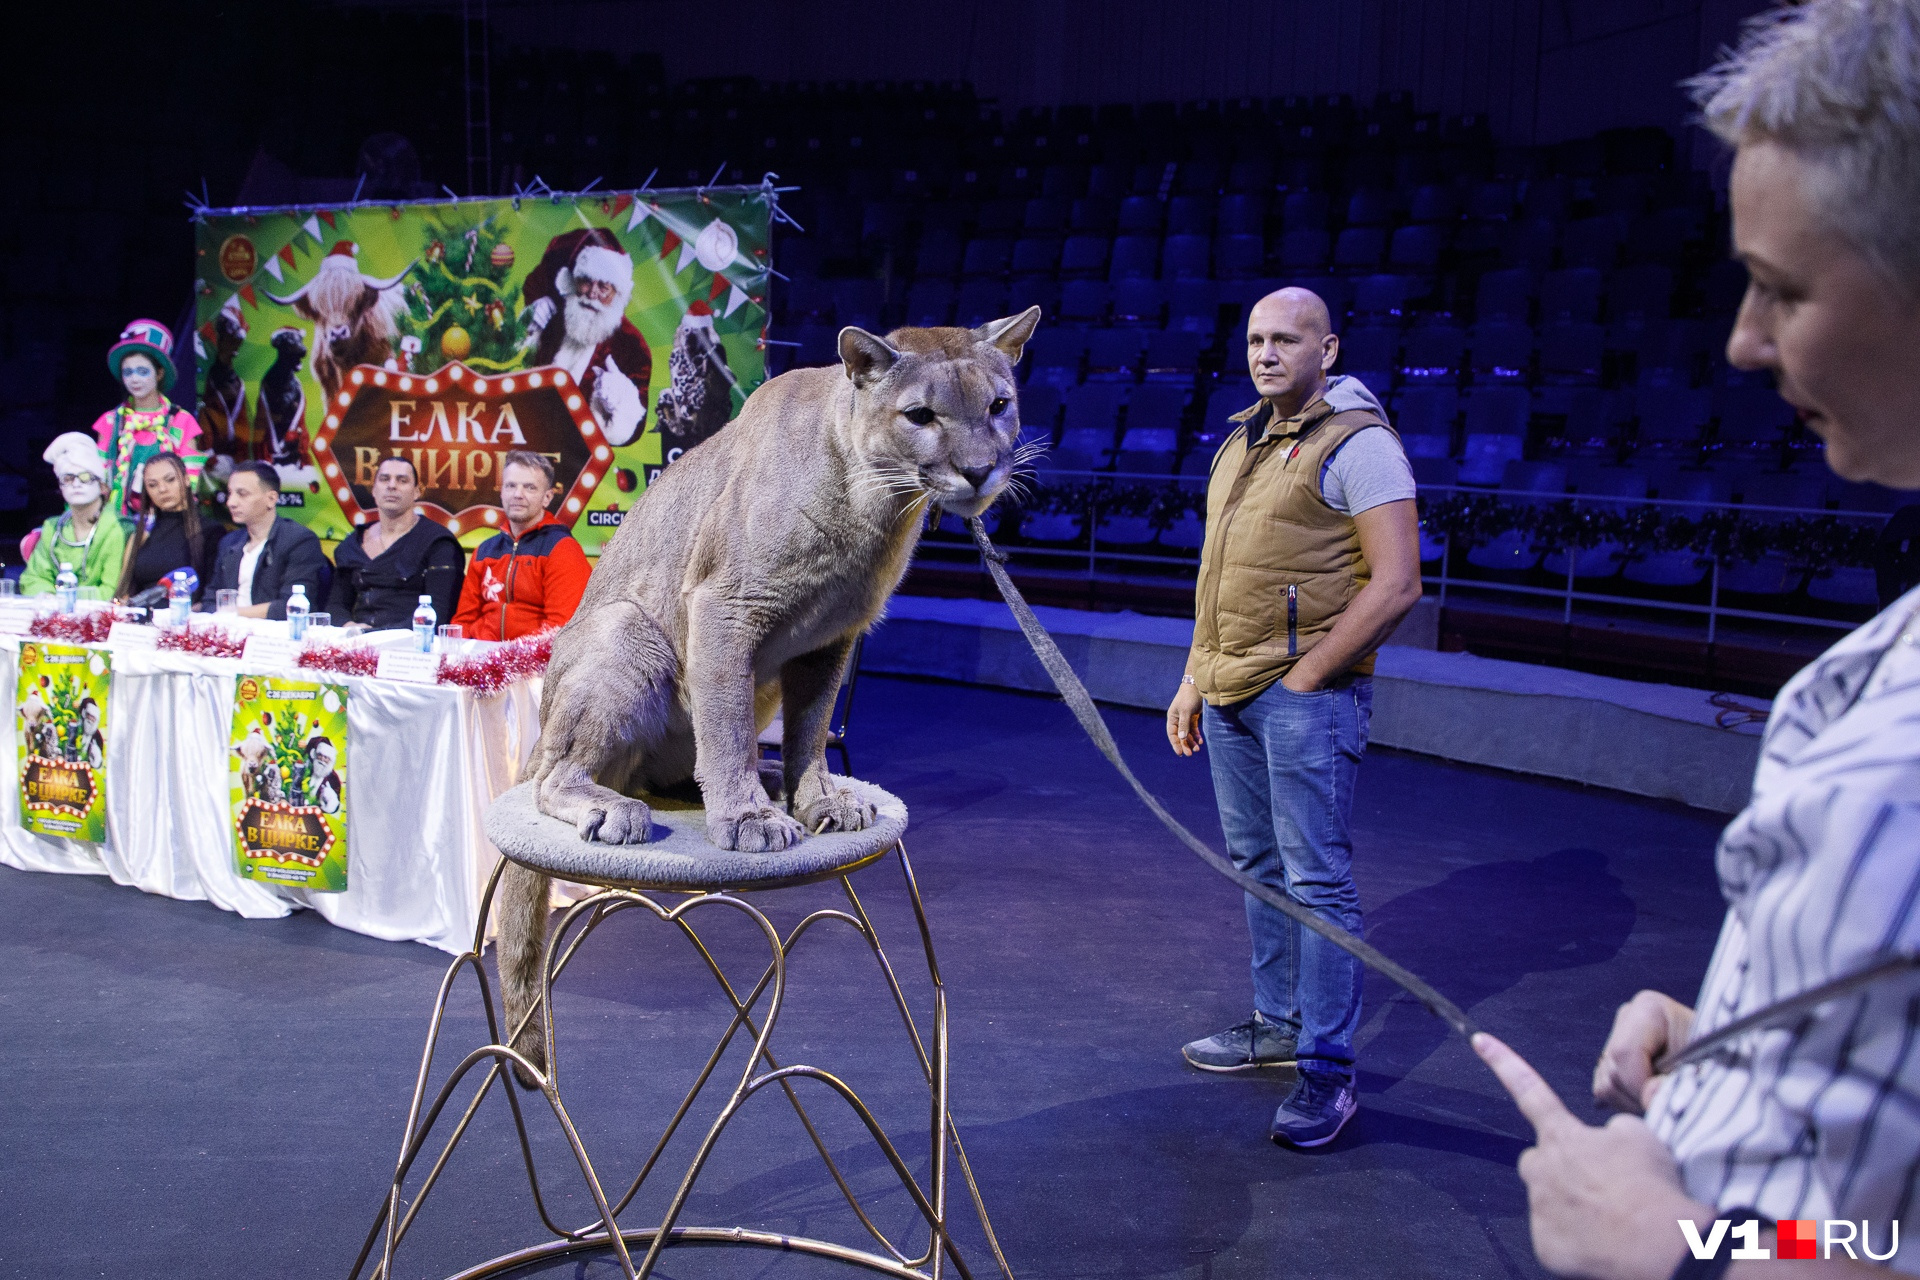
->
<box><xmin>346</xmin><ymin>831</ymin><xmax>1015</xmax><ymax>1280</ymax></box>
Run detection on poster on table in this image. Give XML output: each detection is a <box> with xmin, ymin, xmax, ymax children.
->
<box><xmin>15</xmin><ymin>643</ymin><xmax>111</xmax><ymax>843</ymax></box>
<box><xmin>192</xmin><ymin>187</ymin><xmax>773</xmax><ymax>555</ymax></box>
<box><xmin>229</xmin><ymin>675</ymin><xmax>350</xmax><ymax>891</ymax></box>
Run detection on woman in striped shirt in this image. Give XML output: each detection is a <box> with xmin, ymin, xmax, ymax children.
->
<box><xmin>1475</xmin><ymin>2</ymin><xmax>1920</xmax><ymax>1276</ymax></box>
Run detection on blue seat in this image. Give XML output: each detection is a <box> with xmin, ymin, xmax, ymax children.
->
<box><xmin>1214</xmin><ymin>235</ymin><xmax>1266</xmax><ymax>279</ymax></box>
<box><xmin>1624</xmin><ymin>469</ymin><xmax>1723</xmax><ymax>587</ymax></box>
<box><xmin>831</xmin><ymin>279</ymin><xmax>884</xmax><ymax>329</ymax></box>
<box><xmin>1541</xmin><ymin>268</ymin><xmax>1604</xmax><ymax>323</ymax></box>
<box><xmin>1050</xmin><ymin>427</ymin><xmax>1113</xmax><ymax>472</ymax></box>
<box><xmin>1470</xmin><ymin>323</ymin><xmax>1535</xmax><ymax>382</ymax></box>
<box><xmin>1008</xmin><ymin>277</ymin><xmax>1059</xmax><ymax>323</ymax></box>
<box><xmin>1111</xmin><ymin>278</ymin><xmax>1166</xmax><ymax>325</ymax></box>
<box><xmin>1161</xmin><ymin>234</ymin><xmax>1211</xmax><ymax>279</ymax></box>
<box><xmin>1635</xmin><ymin>387</ymin><xmax>1712</xmax><ymax>449</ymax></box>
<box><xmin>962</xmin><ymin>238</ymin><xmax>1013</xmax><ymax>277</ymax></box>
<box><xmin>955</xmin><ymin>279</ymin><xmax>1009</xmax><ymax>327</ymax></box>
<box><xmin>914</xmin><ymin>232</ymin><xmax>963</xmax><ymax>277</ymax></box>
<box><xmin>1109</xmin><ymin>235</ymin><xmax>1160</xmax><ymax>280</ymax></box>
<box><xmin>1126</xmin><ymin>382</ymin><xmax>1186</xmax><ymax>438</ymax></box>
<box><xmin>1346</xmin><ymin>187</ymin><xmax>1397</xmax><ymax>227</ymax></box>
<box><xmin>1476</xmin><ymin>268</ymin><xmax>1535</xmax><ymax>323</ymax></box>
<box><xmin>903</xmin><ymin>279</ymin><xmax>955</xmax><ymax>327</ymax></box>
<box><xmin>1203</xmin><ymin>380</ymin><xmax>1257</xmax><ymax>437</ymax></box>
<box><xmin>1408</xmin><ymin>184</ymin><xmax>1459</xmax><ymax>224</ymax></box>
<box><xmin>1500</xmin><ymin>219</ymin><xmax>1558</xmax><ymax>270</ymax></box>
<box><xmin>1022</xmin><ymin>197</ymin><xmax>1070</xmax><ymax>233</ymax></box>
<box><xmin>1166</xmin><ymin>195</ymin><xmax>1214</xmax><ymax>235</ymax></box>
<box><xmin>1465</xmin><ymin>181</ymin><xmax>1516</xmax><ymax>221</ymax></box>
<box><xmin>1143</xmin><ymin>330</ymin><xmax>1205</xmax><ymax>383</ymax></box>
<box><xmin>1062</xmin><ymin>382</ymin><xmax>1128</xmax><ymax>446</ymax></box>
<box><xmin>1282</xmin><ymin>190</ymin><xmax>1330</xmax><ymax>230</ymax></box>
<box><xmin>1060</xmin><ymin>234</ymin><xmax>1110</xmax><ymax>278</ymax></box>
<box><xmin>790</xmin><ymin>324</ymin><xmax>841</xmax><ymax>368</ymax></box>
<box><xmin>1716</xmin><ymin>385</ymin><xmax>1797</xmax><ymax>448</ymax></box>
<box><xmin>1017</xmin><ymin>384</ymin><xmax>1064</xmax><ymax>439</ymax></box>
<box><xmin>1217</xmin><ymin>194</ymin><xmax>1266</xmax><ymax>236</ymax></box>
<box><xmin>1117</xmin><ymin>196</ymin><xmax>1164</xmax><ymax>234</ymax></box>
<box><xmin>1561</xmin><ymin>216</ymin><xmax>1623</xmax><ymax>269</ymax></box>
<box><xmin>1394</xmin><ymin>386</ymin><xmax>1459</xmax><ymax>457</ymax></box>
<box><xmin>1165</xmin><ymin>279</ymin><xmax>1218</xmax><ymax>332</ymax></box>
<box><xmin>1114</xmin><ymin>425</ymin><xmax>1180</xmax><ymax>476</ymax></box>
<box><xmin>1547</xmin><ymin>466</ymin><xmax>1647</xmax><ymax>580</ymax></box>
<box><xmin>1010</xmin><ymin>236</ymin><xmax>1061</xmax><ymax>276</ymax></box>
<box><xmin>1352</xmin><ymin>273</ymin><xmax>1424</xmax><ymax>320</ymax></box>
<box><xmin>1334</xmin><ymin>227</ymin><xmax>1388</xmax><ymax>270</ymax></box>
<box><xmin>1085</xmin><ymin>329</ymin><xmax>1148</xmax><ymax>382</ymax></box>
<box><xmin>1070</xmin><ymin>197</ymin><xmax>1118</xmax><ymax>234</ymax></box>
<box><xmin>1280</xmin><ymin>228</ymin><xmax>1332</xmax><ymax>270</ymax></box>
<box><xmin>1389</xmin><ymin>224</ymin><xmax>1446</xmax><ymax>270</ymax></box>
<box><xmin>1539</xmin><ymin>323</ymin><xmax>1604</xmax><ymax>385</ymax></box>
<box><xmin>1025</xmin><ymin>328</ymin><xmax>1089</xmax><ymax>389</ymax></box>
<box><xmin>1058</xmin><ymin>279</ymin><xmax>1110</xmax><ymax>324</ymax></box>
<box><xmin>1340</xmin><ymin>326</ymin><xmax>1401</xmax><ymax>377</ymax></box>
<box><xmin>1401</xmin><ymin>325</ymin><xmax>1464</xmax><ymax>383</ymax></box>
<box><xmin>1608</xmin><ymin>264</ymin><xmax>1673</xmax><ymax>324</ymax></box>
<box><xmin>1465</xmin><ymin>385</ymin><xmax>1533</xmax><ymax>438</ymax></box>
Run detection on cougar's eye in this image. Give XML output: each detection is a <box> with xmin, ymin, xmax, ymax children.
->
<box><xmin>902</xmin><ymin>406</ymin><xmax>936</xmax><ymax>426</ymax></box>
<box><xmin>989</xmin><ymin>397</ymin><xmax>1010</xmax><ymax>416</ymax></box>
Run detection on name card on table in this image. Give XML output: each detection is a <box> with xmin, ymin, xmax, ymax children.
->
<box><xmin>108</xmin><ymin>623</ymin><xmax>158</xmax><ymax>649</ymax></box>
<box><xmin>376</xmin><ymin>650</ymin><xmax>441</xmax><ymax>684</ymax></box>
<box><xmin>241</xmin><ymin>635</ymin><xmax>304</xmax><ymax>667</ymax></box>
<box><xmin>0</xmin><ymin>603</ymin><xmax>38</xmax><ymax>635</ymax></box>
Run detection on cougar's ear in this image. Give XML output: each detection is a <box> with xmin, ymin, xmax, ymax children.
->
<box><xmin>839</xmin><ymin>327</ymin><xmax>900</xmax><ymax>388</ymax></box>
<box><xmin>973</xmin><ymin>306</ymin><xmax>1042</xmax><ymax>364</ymax></box>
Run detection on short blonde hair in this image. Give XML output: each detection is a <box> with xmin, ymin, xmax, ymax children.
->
<box><xmin>1689</xmin><ymin>0</ymin><xmax>1920</xmax><ymax>294</ymax></box>
<box><xmin>501</xmin><ymin>449</ymin><xmax>556</xmax><ymax>486</ymax></box>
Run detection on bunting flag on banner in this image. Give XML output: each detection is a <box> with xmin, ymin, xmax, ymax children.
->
<box><xmin>627</xmin><ymin>201</ymin><xmax>652</xmax><ymax>233</ymax></box>
<box><xmin>262</xmin><ymin>257</ymin><xmax>283</xmax><ymax>282</ymax></box>
<box><xmin>302</xmin><ymin>214</ymin><xmax>323</xmax><ymax>242</ymax></box>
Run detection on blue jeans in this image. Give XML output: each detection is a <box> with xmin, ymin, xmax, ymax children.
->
<box><xmin>1203</xmin><ymin>676</ymin><xmax>1372</xmax><ymax>1079</ymax></box>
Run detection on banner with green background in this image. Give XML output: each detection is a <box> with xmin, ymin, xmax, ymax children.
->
<box><xmin>230</xmin><ymin>675</ymin><xmax>350</xmax><ymax>891</ymax></box>
<box><xmin>15</xmin><ymin>643</ymin><xmax>111</xmax><ymax>843</ymax></box>
<box><xmin>192</xmin><ymin>187</ymin><xmax>772</xmax><ymax>554</ymax></box>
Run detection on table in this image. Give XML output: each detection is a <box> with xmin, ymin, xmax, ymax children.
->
<box><xmin>0</xmin><ymin>636</ymin><xmax>541</xmax><ymax>954</ymax></box>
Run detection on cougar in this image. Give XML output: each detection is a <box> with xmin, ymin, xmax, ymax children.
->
<box><xmin>497</xmin><ymin>308</ymin><xmax>1042</xmax><ymax>1083</ymax></box>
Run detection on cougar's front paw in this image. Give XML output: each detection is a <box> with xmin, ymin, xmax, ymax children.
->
<box><xmin>798</xmin><ymin>786</ymin><xmax>876</xmax><ymax>834</ymax></box>
<box><xmin>709</xmin><ymin>806</ymin><xmax>806</xmax><ymax>853</ymax></box>
<box><xmin>579</xmin><ymin>797</ymin><xmax>653</xmax><ymax>844</ymax></box>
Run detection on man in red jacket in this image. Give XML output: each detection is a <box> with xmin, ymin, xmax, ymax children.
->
<box><xmin>452</xmin><ymin>451</ymin><xmax>591</xmax><ymax>641</ymax></box>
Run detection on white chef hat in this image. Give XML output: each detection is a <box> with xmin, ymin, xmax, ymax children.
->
<box><xmin>43</xmin><ymin>432</ymin><xmax>108</xmax><ymax>482</ymax></box>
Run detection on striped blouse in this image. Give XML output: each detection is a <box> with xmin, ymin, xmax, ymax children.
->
<box><xmin>1648</xmin><ymin>585</ymin><xmax>1920</xmax><ymax>1268</ymax></box>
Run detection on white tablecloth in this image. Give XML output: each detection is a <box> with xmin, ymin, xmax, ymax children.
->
<box><xmin>0</xmin><ymin>637</ymin><xmax>540</xmax><ymax>954</ymax></box>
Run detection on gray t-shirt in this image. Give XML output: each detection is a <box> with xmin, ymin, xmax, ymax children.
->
<box><xmin>1320</xmin><ymin>426</ymin><xmax>1417</xmax><ymax>516</ymax></box>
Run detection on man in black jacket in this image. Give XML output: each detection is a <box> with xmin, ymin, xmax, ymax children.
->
<box><xmin>212</xmin><ymin>462</ymin><xmax>329</xmax><ymax>620</ymax></box>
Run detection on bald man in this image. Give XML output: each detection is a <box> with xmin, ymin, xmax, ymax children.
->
<box><xmin>1167</xmin><ymin>288</ymin><xmax>1422</xmax><ymax>1148</ymax></box>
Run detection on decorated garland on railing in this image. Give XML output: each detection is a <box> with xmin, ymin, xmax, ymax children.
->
<box><xmin>1005</xmin><ymin>481</ymin><xmax>1883</xmax><ymax>570</ymax></box>
<box><xmin>27</xmin><ymin>611</ymin><xmax>116</xmax><ymax>644</ymax></box>
<box><xmin>1415</xmin><ymin>494</ymin><xmax>1883</xmax><ymax>572</ymax></box>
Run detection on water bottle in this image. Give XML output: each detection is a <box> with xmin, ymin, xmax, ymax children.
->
<box><xmin>55</xmin><ymin>568</ymin><xmax>78</xmax><ymax>615</ymax></box>
<box><xmin>167</xmin><ymin>572</ymin><xmax>192</xmax><ymax>627</ymax></box>
<box><xmin>412</xmin><ymin>594</ymin><xmax>436</xmax><ymax>653</ymax></box>
<box><xmin>285</xmin><ymin>583</ymin><xmax>309</xmax><ymax>641</ymax></box>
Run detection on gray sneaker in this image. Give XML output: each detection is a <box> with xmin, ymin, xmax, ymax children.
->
<box><xmin>1181</xmin><ymin>1014</ymin><xmax>1298</xmax><ymax>1073</ymax></box>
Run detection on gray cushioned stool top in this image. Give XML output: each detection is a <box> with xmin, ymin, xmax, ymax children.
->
<box><xmin>484</xmin><ymin>778</ymin><xmax>908</xmax><ymax>892</ymax></box>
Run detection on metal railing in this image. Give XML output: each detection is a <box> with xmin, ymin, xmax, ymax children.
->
<box><xmin>920</xmin><ymin>470</ymin><xmax>1895</xmax><ymax>642</ymax></box>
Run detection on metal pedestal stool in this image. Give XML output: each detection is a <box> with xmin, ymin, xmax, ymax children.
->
<box><xmin>350</xmin><ymin>777</ymin><xmax>1013</xmax><ymax>1280</ymax></box>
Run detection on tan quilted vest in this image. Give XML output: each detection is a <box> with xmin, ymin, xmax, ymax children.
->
<box><xmin>1191</xmin><ymin>396</ymin><xmax>1396</xmax><ymax>704</ymax></box>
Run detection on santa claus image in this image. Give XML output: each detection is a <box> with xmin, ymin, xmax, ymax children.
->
<box><xmin>520</xmin><ymin>228</ymin><xmax>652</xmax><ymax>446</ymax></box>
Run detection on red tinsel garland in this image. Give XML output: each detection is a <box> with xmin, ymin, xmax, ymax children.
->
<box><xmin>28</xmin><ymin>611</ymin><xmax>115</xmax><ymax>644</ymax></box>
<box><xmin>436</xmin><ymin>630</ymin><xmax>555</xmax><ymax>697</ymax></box>
<box><xmin>296</xmin><ymin>642</ymin><xmax>383</xmax><ymax>679</ymax></box>
<box><xmin>156</xmin><ymin>625</ymin><xmax>246</xmax><ymax>658</ymax></box>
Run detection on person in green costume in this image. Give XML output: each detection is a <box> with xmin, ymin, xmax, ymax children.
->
<box><xmin>20</xmin><ymin>432</ymin><xmax>131</xmax><ymax>597</ymax></box>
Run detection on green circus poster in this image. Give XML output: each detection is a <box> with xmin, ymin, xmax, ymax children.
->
<box><xmin>230</xmin><ymin>675</ymin><xmax>349</xmax><ymax>892</ymax></box>
<box><xmin>15</xmin><ymin>642</ymin><xmax>111</xmax><ymax>843</ymax></box>
<box><xmin>192</xmin><ymin>187</ymin><xmax>772</xmax><ymax>557</ymax></box>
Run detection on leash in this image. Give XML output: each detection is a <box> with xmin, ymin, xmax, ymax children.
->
<box><xmin>965</xmin><ymin>518</ymin><xmax>1480</xmax><ymax>1041</ymax></box>
<box><xmin>1655</xmin><ymin>952</ymin><xmax>1920</xmax><ymax>1074</ymax></box>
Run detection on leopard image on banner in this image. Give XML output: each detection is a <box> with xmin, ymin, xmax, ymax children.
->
<box><xmin>15</xmin><ymin>642</ymin><xmax>111</xmax><ymax>843</ymax></box>
<box><xmin>230</xmin><ymin>675</ymin><xmax>349</xmax><ymax>891</ymax></box>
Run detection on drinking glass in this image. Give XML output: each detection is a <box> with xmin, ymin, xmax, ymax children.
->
<box><xmin>437</xmin><ymin>624</ymin><xmax>463</xmax><ymax>653</ymax></box>
<box><xmin>216</xmin><ymin>589</ymin><xmax>239</xmax><ymax>614</ymax></box>
<box><xmin>0</xmin><ymin>579</ymin><xmax>16</xmax><ymax>597</ymax></box>
<box><xmin>307</xmin><ymin>613</ymin><xmax>332</xmax><ymax>630</ymax></box>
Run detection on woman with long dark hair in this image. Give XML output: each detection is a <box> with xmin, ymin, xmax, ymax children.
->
<box><xmin>115</xmin><ymin>452</ymin><xmax>223</xmax><ymax>605</ymax></box>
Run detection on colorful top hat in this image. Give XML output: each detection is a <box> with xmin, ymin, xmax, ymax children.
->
<box><xmin>107</xmin><ymin>318</ymin><xmax>178</xmax><ymax>390</ymax></box>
